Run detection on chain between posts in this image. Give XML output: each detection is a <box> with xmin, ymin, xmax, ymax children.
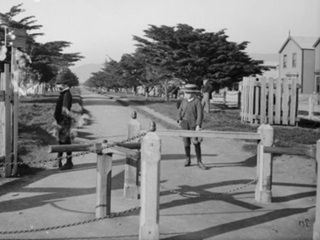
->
<box><xmin>0</xmin><ymin>132</ymin><xmax>147</xmax><ymax>235</ymax></box>
<box><xmin>0</xmin><ymin>131</ymin><xmax>147</xmax><ymax>168</ymax></box>
<box><xmin>0</xmin><ymin>178</ymin><xmax>258</xmax><ymax>234</ymax></box>
<box><xmin>160</xmin><ymin>178</ymin><xmax>258</xmax><ymax>198</ymax></box>
<box><xmin>0</xmin><ymin>129</ymin><xmax>258</xmax><ymax>235</ymax></box>
<box><xmin>0</xmin><ymin>205</ymin><xmax>142</xmax><ymax>234</ymax></box>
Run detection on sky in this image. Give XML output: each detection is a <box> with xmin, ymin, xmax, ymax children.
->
<box><xmin>1</xmin><ymin>0</ymin><xmax>320</xmax><ymax>67</ymax></box>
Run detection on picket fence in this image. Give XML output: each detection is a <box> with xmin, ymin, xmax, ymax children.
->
<box><xmin>241</xmin><ymin>77</ymin><xmax>300</xmax><ymax>126</ymax></box>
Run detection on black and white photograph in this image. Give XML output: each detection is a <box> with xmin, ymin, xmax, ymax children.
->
<box><xmin>0</xmin><ymin>0</ymin><xmax>320</xmax><ymax>239</ymax></box>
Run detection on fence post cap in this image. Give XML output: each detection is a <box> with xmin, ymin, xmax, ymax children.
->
<box><xmin>95</xmin><ymin>143</ymin><xmax>103</xmax><ymax>153</ymax></box>
<box><xmin>258</xmin><ymin>123</ymin><xmax>273</xmax><ymax>131</ymax></box>
<box><xmin>131</xmin><ymin>111</ymin><xmax>137</xmax><ymax>119</ymax></box>
<box><xmin>258</xmin><ymin>124</ymin><xmax>274</xmax><ymax>145</ymax></box>
<box><xmin>141</xmin><ymin>132</ymin><xmax>161</xmax><ymax>163</ymax></box>
<box><xmin>149</xmin><ymin>121</ymin><xmax>156</xmax><ymax>132</ymax></box>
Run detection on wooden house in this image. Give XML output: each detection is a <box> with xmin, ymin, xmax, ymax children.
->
<box><xmin>279</xmin><ymin>36</ymin><xmax>317</xmax><ymax>93</ymax></box>
<box><xmin>314</xmin><ymin>37</ymin><xmax>320</xmax><ymax>92</ymax></box>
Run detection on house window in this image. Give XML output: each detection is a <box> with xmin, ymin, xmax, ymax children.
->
<box><xmin>317</xmin><ymin>76</ymin><xmax>320</xmax><ymax>93</ymax></box>
<box><xmin>292</xmin><ymin>53</ymin><xmax>297</xmax><ymax>68</ymax></box>
<box><xmin>283</xmin><ymin>54</ymin><xmax>287</xmax><ymax>68</ymax></box>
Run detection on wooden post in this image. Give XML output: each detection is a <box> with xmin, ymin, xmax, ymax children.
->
<box><xmin>268</xmin><ymin>78</ymin><xmax>274</xmax><ymax>124</ymax></box>
<box><xmin>275</xmin><ymin>78</ymin><xmax>281</xmax><ymax>124</ymax></box>
<box><xmin>289</xmin><ymin>78</ymin><xmax>297</xmax><ymax>125</ymax></box>
<box><xmin>260</xmin><ymin>77</ymin><xmax>267</xmax><ymax>124</ymax></box>
<box><xmin>237</xmin><ymin>91</ymin><xmax>241</xmax><ymax>109</ymax></box>
<box><xmin>95</xmin><ymin>143</ymin><xmax>113</xmax><ymax>218</ymax></box>
<box><xmin>4</xmin><ymin>64</ymin><xmax>12</xmax><ymax>177</ymax></box>
<box><xmin>313</xmin><ymin>139</ymin><xmax>320</xmax><ymax>240</ymax></box>
<box><xmin>139</xmin><ymin>124</ymin><xmax>161</xmax><ymax>240</ymax></box>
<box><xmin>124</xmin><ymin>111</ymin><xmax>141</xmax><ymax>199</ymax></box>
<box><xmin>309</xmin><ymin>95</ymin><xmax>314</xmax><ymax>120</ymax></box>
<box><xmin>255</xmin><ymin>124</ymin><xmax>274</xmax><ymax>203</ymax></box>
<box><xmin>254</xmin><ymin>80</ymin><xmax>260</xmax><ymax>125</ymax></box>
<box><xmin>282</xmin><ymin>79</ymin><xmax>289</xmax><ymax>125</ymax></box>
<box><xmin>11</xmin><ymin>47</ymin><xmax>19</xmax><ymax>176</ymax></box>
<box><xmin>12</xmin><ymin>92</ymin><xmax>19</xmax><ymax>176</ymax></box>
<box><xmin>0</xmin><ymin>73</ymin><xmax>5</xmax><ymax>177</ymax></box>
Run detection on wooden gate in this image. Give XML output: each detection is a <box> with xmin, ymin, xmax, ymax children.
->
<box><xmin>241</xmin><ymin>77</ymin><xmax>300</xmax><ymax>125</ymax></box>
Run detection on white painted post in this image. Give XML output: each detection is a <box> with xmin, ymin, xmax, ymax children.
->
<box><xmin>95</xmin><ymin>143</ymin><xmax>113</xmax><ymax>218</ymax></box>
<box><xmin>309</xmin><ymin>95</ymin><xmax>314</xmax><ymax>120</ymax></box>
<box><xmin>139</xmin><ymin>124</ymin><xmax>161</xmax><ymax>240</ymax></box>
<box><xmin>124</xmin><ymin>111</ymin><xmax>141</xmax><ymax>199</ymax></box>
<box><xmin>4</xmin><ymin>64</ymin><xmax>12</xmax><ymax>177</ymax></box>
<box><xmin>313</xmin><ymin>140</ymin><xmax>320</xmax><ymax>240</ymax></box>
<box><xmin>255</xmin><ymin>124</ymin><xmax>274</xmax><ymax>203</ymax></box>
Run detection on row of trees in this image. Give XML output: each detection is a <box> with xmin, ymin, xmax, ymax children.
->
<box><xmin>0</xmin><ymin>4</ymin><xmax>83</xmax><ymax>88</ymax></box>
<box><xmin>84</xmin><ymin>24</ymin><xmax>269</xmax><ymax>99</ymax></box>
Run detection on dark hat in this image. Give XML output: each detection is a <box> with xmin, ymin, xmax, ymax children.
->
<box><xmin>55</xmin><ymin>69</ymin><xmax>73</xmax><ymax>86</ymax></box>
<box><xmin>56</xmin><ymin>78</ymin><xmax>73</xmax><ymax>86</ymax></box>
<box><xmin>180</xmin><ymin>84</ymin><xmax>200</xmax><ymax>93</ymax></box>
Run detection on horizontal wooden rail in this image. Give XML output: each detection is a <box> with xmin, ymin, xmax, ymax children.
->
<box><xmin>254</xmin><ymin>81</ymin><xmax>301</xmax><ymax>89</ymax></box>
<box><xmin>156</xmin><ymin>130</ymin><xmax>261</xmax><ymax>140</ymax></box>
<box><xmin>116</xmin><ymin>142</ymin><xmax>141</xmax><ymax>149</ymax></box>
<box><xmin>253</xmin><ymin>114</ymin><xmax>300</xmax><ymax>122</ymax></box>
<box><xmin>48</xmin><ymin>144</ymin><xmax>139</xmax><ymax>159</ymax></box>
<box><xmin>111</xmin><ymin>146</ymin><xmax>139</xmax><ymax>159</ymax></box>
<box><xmin>264</xmin><ymin>146</ymin><xmax>316</xmax><ymax>159</ymax></box>
<box><xmin>0</xmin><ymin>155</ymin><xmax>5</xmax><ymax>162</ymax></box>
<box><xmin>48</xmin><ymin>144</ymin><xmax>94</xmax><ymax>153</ymax></box>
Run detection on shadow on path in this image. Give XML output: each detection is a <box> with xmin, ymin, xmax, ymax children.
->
<box><xmin>0</xmin><ymin>159</ymin><xmax>127</xmax><ymax>214</ymax></box>
<box><xmin>163</xmin><ymin>206</ymin><xmax>314</xmax><ymax>240</ymax></box>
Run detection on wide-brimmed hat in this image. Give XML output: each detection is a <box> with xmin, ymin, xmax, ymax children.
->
<box><xmin>56</xmin><ymin>70</ymin><xmax>73</xmax><ymax>86</ymax></box>
<box><xmin>180</xmin><ymin>84</ymin><xmax>200</xmax><ymax>93</ymax></box>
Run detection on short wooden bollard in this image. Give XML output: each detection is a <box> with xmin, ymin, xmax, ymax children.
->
<box><xmin>139</xmin><ymin>131</ymin><xmax>161</xmax><ymax>240</ymax></box>
<box><xmin>124</xmin><ymin>111</ymin><xmax>141</xmax><ymax>199</ymax></box>
<box><xmin>95</xmin><ymin>143</ymin><xmax>113</xmax><ymax>218</ymax></box>
<box><xmin>313</xmin><ymin>140</ymin><xmax>320</xmax><ymax>240</ymax></box>
<box><xmin>255</xmin><ymin>124</ymin><xmax>274</xmax><ymax>203</ymax></box>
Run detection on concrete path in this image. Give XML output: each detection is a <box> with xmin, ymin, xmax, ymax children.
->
<box><xmin>0</xmin><ymin>87</ymin><xmax>316</xmax><ymax>239</ymax></box>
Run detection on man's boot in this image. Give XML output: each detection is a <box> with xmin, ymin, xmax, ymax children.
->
<box><xmin>194</xmin><ymin>143</ymin><xmax>207</xmax><ymax>170</ymax></box>
<box><xmin>184</xmin><ymin>146</ymin><xmax>191</xmax><ymax>167</ymax></box>
<box><xmin>61</xmin><ymin>154</ymin><xmax>73</xmax><ymax>170</ymax></box>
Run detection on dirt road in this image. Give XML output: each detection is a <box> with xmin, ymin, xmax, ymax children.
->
<box><xmin>0</xmin><ymin>87</ymin><xmax>317</xmax><ymax>239</ymax></box>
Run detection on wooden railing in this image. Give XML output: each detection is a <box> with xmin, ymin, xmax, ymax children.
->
<box><xmin>137</xmin><ymin>124</ymin><xmax>276</xmax><ymax>240</ymax></box>
<box><xmin>49</xmin><ymin>112</ymin><xmax>142</xmax><ymax>218</ymax></box>
<box><xmin>48</xmin><ymin>114</ymin><xmax>320</xmax><ymax>240</ymax></box>
<box><xmin>139</xmin><ymin>124</ymin><xmax>320</xmax><ymax>240</ymax></box>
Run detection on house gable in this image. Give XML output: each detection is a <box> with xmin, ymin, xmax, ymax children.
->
<box><xmin>314</xmin><ymin>37</ymin><xmax>320</xmax><ymax>48</ymax></box>
<box><xmin>279</xmin><ymin>36</ymin><xmax>318</xmax><ymax>53</ymax></box>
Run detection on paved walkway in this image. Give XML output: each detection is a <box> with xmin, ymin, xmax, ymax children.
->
<box><xmin>0</xmin><ymin>87</ymin><xmax>316</xmax><ymax>239</ymax></box>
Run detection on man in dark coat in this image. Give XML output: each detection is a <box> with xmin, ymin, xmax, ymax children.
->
<box><xmin>201</xmin><ymin>79</ymin><xmax>214</xmax><ymax>113</ymax></box>
<box><xmin>53</xmin><ymin>70</ymin><xmax>74</xmax><ymax>170</ymax></box>
<box><xmin>177</xmin><ymin>84</ymin><xmax>207</xmax><ymax>170</ymax></box>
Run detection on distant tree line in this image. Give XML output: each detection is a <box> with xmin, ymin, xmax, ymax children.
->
<box><xmin>84</xmin><ymin>24</ymin><xmax>269</xmax><ymax>99</ymax></box>
<box><xmin>0</xmin><ymin>4</ymin><xmax>83</xmax><ymax>87</ymax></box>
